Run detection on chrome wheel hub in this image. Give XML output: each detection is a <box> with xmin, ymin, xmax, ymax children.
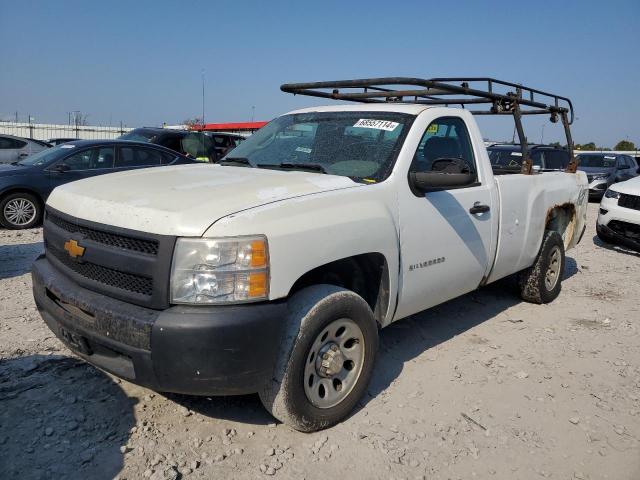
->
<box><xmin>303</xmin><ymin>318</ymin><xmax>365</xmax><ymax>409</ymax></box>
<box><xmin>4</xmin><ymin>198</ymin><xmax>36</xmax><ymax>226</ymax></box>
<box><xmin>545</xmin><ymin>245</ymin><xmax>561</xmax><ymax>290</ymax></box>
<box><xmin>316</xmin><ymin>342</ymin><xmax>345</xmax><ymax>378</ymax></box>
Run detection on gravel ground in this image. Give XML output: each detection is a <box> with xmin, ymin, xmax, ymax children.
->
<box><xmin>1</xmin><ymin>203</ymin><xmax>639</xmax><ymax>480</ymax></box>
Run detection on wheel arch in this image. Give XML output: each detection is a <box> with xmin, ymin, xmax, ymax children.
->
<box><xmin>0</xmin><ymin>186</ymin><xmax>45</xmax><ymax>205</ymax></box>
<box><xmin>545</xmin><ymin>203</ymin><xmax>576</xmax><ymax>250</ymax></box>
<box><xmin>288</xmin><ymin>252</ymin><xmax>390</xmax><ymax>326</ymax></box>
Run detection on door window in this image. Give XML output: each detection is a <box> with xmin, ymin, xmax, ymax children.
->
<box><xmin>117</xmin><ymin>147</ymin><xmax>163</xmax><ymax>167</ymax></box>
<box><xmin>0</xmin><ymin>137</ymin><xmax>27</xmax><ymax>149</ymax></box>
<box><xmin>61</xmin><ymin>147</ymin><xmax>115</xmax><ymax>170</ymax></box>
<box><xmin>410</xmin><ymin>117</ymin><xmax>477</xmax><ymax>176</ymax></box>
<box><xmin>181</xmin><ymin>133</ymin><xmax>213</xmax><ymax>159</ymax></box>
<box><xmin>162</xmin><ymin>135</ymin><xmax>183</xmax><ymax>153</ymax></box>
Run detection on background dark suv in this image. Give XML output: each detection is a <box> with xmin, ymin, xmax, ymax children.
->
<box><xmin>487</xmin><ymin>144</ymin><xmax>570</xmax><ymax>173</ymax></box>
<box><xmin>120</xmin><ymin>128</ymin><xmax>244</xmax><ymax>162</ymax></box>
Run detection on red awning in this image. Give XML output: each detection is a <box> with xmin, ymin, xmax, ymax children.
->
<box><xmin>193</xmin><ymin>121</ymin><xmax>268</xmax><ymax>131</ymax></box>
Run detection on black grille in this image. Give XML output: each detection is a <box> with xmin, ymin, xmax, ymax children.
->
<box><xmin>618</xmin><ymin>193</ymin><xmax>640</xmax><ymax>211</ymax></box>
<box><xmin>48</xmin><ymin>244</ymin><xmax>153</xmax><ymax>297</ymax></box>
<box><xmin>47</xmin><ymin>212</ymin><xmax>159</xmax><ymax>255</ymax></box>
<box><xmin>608</xmin><ymin>220</ymin><xmax>640</xmax><ymax>239</ymax></box>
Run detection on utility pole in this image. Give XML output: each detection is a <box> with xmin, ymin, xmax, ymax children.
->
<box><xmin>201</xmin><ymin>69</ymin><xmax>205</xmax><ymax>126</ymax></box>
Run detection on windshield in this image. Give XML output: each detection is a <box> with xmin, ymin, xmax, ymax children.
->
<box><xmin>223</xmin><ymin>111</ymin><xmax>414</xmax><ymax>182</ymax></box>
<box><xmin>577</xmin><ymin>154</ymin><xmax>617</xmax><ymax>168</ymax></box>
<box><xmin>488</xmin><ymin>148</ymin><xmax>542</xmax><ymax>168</ymax></box>
<box><xmin>16</xmin><ymin>144</ymin><xmax>71</xmax><ymax>166</ymax></box>
<box><xmin>119</xmin><ymin>129</ymin><xmax>158</xmax><ymax>142</ymax></box>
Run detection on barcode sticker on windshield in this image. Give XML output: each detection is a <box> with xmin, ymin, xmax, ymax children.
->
<box><xmin>60</xmin><ymin>145</ymin><xmax>76</xmax><ymax>148</ymax></box>
<box><xmin>353</xmin><ymin>119</ymin><xmax>399</xmax><ymax>131</ymax></box>
<box><xmin>295</xmin><ymin>146</ymin><xmax>312</xmax><ymax>153</ymax></box>
<box><xmin>605</xmin><ymin>156</ymin><xmax>616</xmax><ymax>159</ymax></box>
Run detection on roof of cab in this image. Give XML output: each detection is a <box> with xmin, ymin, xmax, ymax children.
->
<box><xmin>285</xmin><ymin>103</ymin><xmax>433</xmax><ymax>116</ymax></box>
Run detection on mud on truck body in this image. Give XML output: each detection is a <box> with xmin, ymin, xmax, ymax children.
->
<box><xmin>33</xmin><ymin>77</ymin><xmax>588</xmax><ymax>431</ymax></box>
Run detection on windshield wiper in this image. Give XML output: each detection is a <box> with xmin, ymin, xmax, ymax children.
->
<box><xmin>257</xmin><ymin>162</ymin><xmax>328</xmax><ymax>174</ymax></box>
<box><xmin>218</xmin><ymin>157</ymin><xmax>253</xmax><ymax>167</ymax></box>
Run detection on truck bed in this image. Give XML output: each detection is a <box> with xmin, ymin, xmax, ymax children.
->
<box><xmin>487</xmin><ymin>171</ymin><xmax>588</xmax><ymax>283</ymax></box>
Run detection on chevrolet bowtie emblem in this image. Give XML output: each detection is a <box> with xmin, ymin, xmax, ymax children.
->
<box><xmin>64</xmin><ymin>239</ymin><xmax>85</xmax><ymax>258</ymax></box>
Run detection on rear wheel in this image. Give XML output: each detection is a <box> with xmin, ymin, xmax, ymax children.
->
<box><xmin>518</xmin><ymin>230</ymin><xmax>565</xmax><ymax>304</ymax></box>
<box><xmin>260</xmin><ymin>285</ymin><xmax>378</xmax><ymax>432</ymax></box>
<box><xmin>0</xmin><ymin>192</ymin><xmax>42</xmax><ymax>229</ymax></box>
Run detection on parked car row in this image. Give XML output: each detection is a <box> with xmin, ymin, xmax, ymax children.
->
<box><xmin>0</xmin><ymin>129</ymin><xmax>245</xmax><ymax>165</ymax></box>
<box><xmin>118</xmin><ymin>128</ymin><xmax>245</xmax><ymax>162</ymax></box>
<box><xmin>576</xmin><ymin>152</ymin><xmax>639</xmax><ymax>200</ymax></box>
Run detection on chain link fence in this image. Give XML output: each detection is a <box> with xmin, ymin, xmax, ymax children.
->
<box><xmin>0</xmin><ymin>122</ymin><xmax>133</xmax><ymax>141</ymax></box>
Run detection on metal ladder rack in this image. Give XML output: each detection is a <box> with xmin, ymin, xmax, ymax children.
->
<box><xmin>281</xmin><ymin>77</ymin><xmax>577</xmax><ymax>174</ymax></box>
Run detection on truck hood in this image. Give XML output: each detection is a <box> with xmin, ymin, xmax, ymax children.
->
<box><xmin>46</xmin><ymin>164</ymin><xmax>360</xmax><ymax>236</ymax></box>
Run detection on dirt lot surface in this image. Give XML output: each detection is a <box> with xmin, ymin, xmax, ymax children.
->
<box><xmin>1</xmin><ymin>203</ymin><xmax>639</xmax><ymax>480</ymax></box>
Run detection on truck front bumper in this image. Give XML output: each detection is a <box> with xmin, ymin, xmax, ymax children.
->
<box><xmin>596</xmin><ymin>196</ymin><xmax>640</xmax><ymax>252</ymax></box>
<box><xmin>32</xmin><ymin>255</ymin><xmax>287</xmax><ymax>396</ymax></box>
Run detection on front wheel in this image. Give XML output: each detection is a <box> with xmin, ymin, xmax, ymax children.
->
<box><xmin>0</xmin><ymin>192</ymin><xmax>42</xmax><ymax>229</ymax></box>
<box><xmin>518</xmin><ymin>230</ymin><xmax>565</xmax><ymax>304</ymax></box>
<box><xmin>260</xmin><ymin>285</ymin><xmax>378</xmax><ymax>432</ymax></box>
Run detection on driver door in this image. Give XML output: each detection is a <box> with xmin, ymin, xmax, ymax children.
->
<box><xmin>47</xmin><ymin>146</ymin><xmax>115</xmax><ymax>194</ymax></box>
<box><xmin>395</xmin><ymin>115</ymin><xmax>497</xmax><ymax>320</ymax></box>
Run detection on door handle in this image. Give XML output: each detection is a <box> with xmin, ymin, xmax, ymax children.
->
<box><xmin>469</xmin><ymin>202</ymin><xmax>490</xmax><ymax>214</ymax></box>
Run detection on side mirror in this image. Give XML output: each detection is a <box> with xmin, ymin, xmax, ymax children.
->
<box><xmin>409</xmin><ymin>171</ymin><xmax>476</xmax><ymax>192</ymax></box>
<box><xmin>53</xmin><ymin>164</ymin><xmax>70</xmax><ymax>173</ymax></box>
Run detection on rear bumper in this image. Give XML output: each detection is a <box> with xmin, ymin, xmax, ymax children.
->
<box><xmin>32</xmin><ymin>255</ymin><xmax>287</xmax><ymax>395</ymax></box>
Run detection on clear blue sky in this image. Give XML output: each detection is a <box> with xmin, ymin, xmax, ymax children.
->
<box><xmin>1</xmin><ymin>0</ymin><xmax>638</xmax><ymax>147</ymax></box>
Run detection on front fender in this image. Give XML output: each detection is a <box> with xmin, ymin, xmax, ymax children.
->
<box><xmin>204</xmin><ymin>184</ymin><xmax>400</xmax><ymax>325</ymax></box>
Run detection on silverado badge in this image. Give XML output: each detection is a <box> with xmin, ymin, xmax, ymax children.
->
<box><xmin>64</xmin><ymin>239</ymin><xmax>85</xmax><ymax>259</ymax></box>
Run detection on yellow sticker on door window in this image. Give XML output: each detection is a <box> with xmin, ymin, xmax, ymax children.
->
<box><xmin>426</xmin><ymin>124</ymin><xmax>439</xmax><ymax>134</ymax></box>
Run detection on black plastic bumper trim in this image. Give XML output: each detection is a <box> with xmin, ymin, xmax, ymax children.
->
<box><xmin>33</xmin><ymin>256</ymin><xmax>288</xmax><ymax>395</ymax></box>
<box><xmin>597</xmin><ymin>223</ymin><xmax>640</xmax><ymax>252</ymax></box>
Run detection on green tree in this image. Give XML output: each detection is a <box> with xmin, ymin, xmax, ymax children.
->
<box><xmin>614</xmin><ymin>140</ymin><xmax>636</xmax><ymax>151</ymax></box>
<box><xmin>575</xmin><ymin>142</ymin><xmax>596</xmax><ymax>151</ymax></box>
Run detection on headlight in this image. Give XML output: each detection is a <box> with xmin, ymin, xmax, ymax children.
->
<box><xmin>170</xmin><ymin>236</ymin><xmax>269</xmax><ymax>304</ymax></box>
<box><xmin>604</xmin><ymin>189</ymin><xmax>620</xmax><ymax>199</ymax></box>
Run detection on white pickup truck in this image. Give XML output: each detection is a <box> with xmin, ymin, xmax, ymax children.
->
<box><xmin>33</xmin><ymin>78</ymin><xmax>588</xmax><ymax>432</ymax></box>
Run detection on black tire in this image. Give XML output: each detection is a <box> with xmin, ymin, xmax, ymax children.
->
<box><xmin>518</xmin><ymin>230</ymin><xmax>565</xmax><ymax>304</ymax></box>
<box><xmin>259</xmin><ymin>285</ymin><xmax>378</xmax><ymax>432</ymax></box>
<box><xmin>0</xmin><ymin>192</ymin><xmax>42</xmax><ymax>230</ymax></box>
